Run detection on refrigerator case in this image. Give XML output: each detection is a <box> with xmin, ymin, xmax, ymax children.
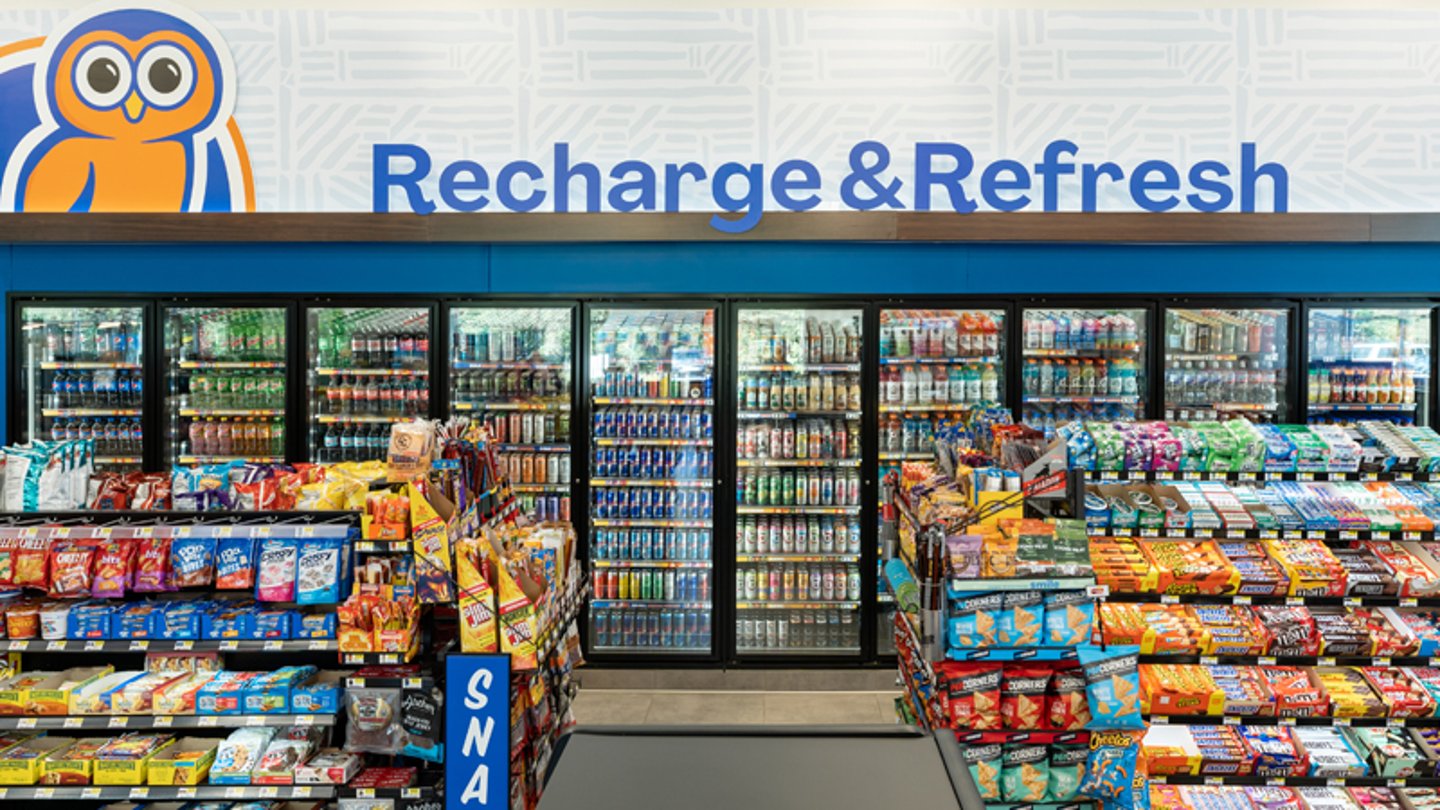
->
<box><xmin>18</xmin><ymin>304</ymin><xmax>146</xmax><ymax>470</ymax></box>
<box><xmin>588</xmin><ymin>307</ymin><xmax>716</xmax><ymax>655</ymax></box>
<box><xmin>1021</xmin><ymin>307</ymin><xmax>1147</xmax><ymax>436</ymax></box>
<box><xmin>1163</xmin><ymin>307</ymin><xmax>1288</xmax><ymax>423</ymax></box>
<box><xmin>164</xmin><ymin>306</ymin><xmax>288</xmax><ymax>466</ymax></box>
<box><xmin>450</xmin><ymin>306</ymin><xmax>573</xmax><ymax>522</ymax></box>
<box><xmin>735</xmin><ymin>308</ymin><xmax>864</xmax><ymax>656</ymax></box>
<box><xmin>307</xmin><ymin>306</ymin><xmax>431</xmax><ymax>463</ymax></box>
<box><xmin>1307</xmin><ymin>307</ymin><xmax>1431</xmax><ymax>425</ymax></box>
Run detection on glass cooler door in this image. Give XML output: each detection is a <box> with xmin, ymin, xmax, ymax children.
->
<box><xmin>1021</xmin><ymin>307</ymin><xmax>1147</xmax><ymax>436</ymax></box>
<box><xmin>450</xmin><ymin>306</ymin><xmax>573</xmax><ymax>522</ymax></box>
<box><xmin>164</xmin><ymin>305</ymin><xmax>289</xmax><ymax>466</ymax></box>
<box><xmin>18</xmin><ymin>303</ymin><xmax>147</xmax><ymax>471</ymax></box>
<box><xmin>1163</xmin><ymin>307</ymin><xmax>1289</xmax><ymax>422</ymax></box>
<box><xmin>307</xmin><ymin>306</ymin><xmax>432</xmax><ymax>463</ymax></box>
<box><xmin>587</xmin><ymin>307</ymin><xmax>716</xmax><ymax>655</ymax></box>
<box><xmin>1307</xmin><ymin>307</ymin><xmax>1431</xmax><ymax>425</ymax></box>
<box><xmin>735</xmin><ymin>307</ymin><xmax>864</xmax><ymax>657</ymax></box>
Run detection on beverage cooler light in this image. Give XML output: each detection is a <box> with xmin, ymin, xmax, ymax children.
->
<box><xmin>588</xmin><ymin>307</ymin><xmax>716</xmax><ymax>655</ymax></box>
<box><xmin>19</xmin><ymin>305</ymin><xmax>146</xmax><ymax>470</ymax></box>
<box><xmin>1022</xmin><ymin>307</ymin><xmax>1146</xmax><ymax>437</ymax></box>
<box><xmin>1307</xmin><ymin>307</ymin><xmax>1431</xmax><ymax>426</ymax></box>
<box><xmin>735</xmin><ymin>308</ymin><xmax>864</xmax><ymax>656</ymax></box>
<box><xmin>307</xmin><ymin>306</ymin><xmax>431</xmax><ymax>462</ymax></box>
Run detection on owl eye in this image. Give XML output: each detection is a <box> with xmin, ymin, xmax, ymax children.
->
<box><xmin>137</xmin><ymin>44</ymin><xmax>194</xmax><ymax>109</ymax></box>
<box><xmin>73</xmin><ymin>43</ymin><xmax>132</xmax><ymax>109</ymax></box>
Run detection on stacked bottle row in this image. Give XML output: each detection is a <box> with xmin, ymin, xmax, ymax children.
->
<box><xmin>46</xmin><ymin>370</ymin><xmax>144</xmax><ymax>409</ymax></box>
<box><xmin>1023</xmin><ymin>310</ymin><xmax>1142</xmax><ymax>351</ymax></box>
<box><xmin>314</xmin><ymin>422</ymin><xmax>389</xmax><ymax>463</ymax></box>
<box><xmin>593</xmin><ymin>528</ymin><xmax>713</xmax><ymax>561</ymax></box>
<box><xmin>591</xmin><ymin>311</ymin><xmax>713</xmax><ymax>365</ymax></box>
<box><xmin>737</xmin><ymin>469</ymin><xmax>861</xmax><ymax>507</ymax></box>
<box><xmin>478</xmin><ymin>412</ymin><xmax>568</xmax><ymax>444</ymax></box>
<box><xmin>187</xmin><ymin>418</ymin><xmax>285</xmax><ymax>457</ymax></box>
<box><xmin>186</xmin><ymin>372</ymin><xmax>286</xmax><ymax>410</ymax></box>
<box><xmin>880</xmin><ymin>311</ymin><xmax>1001</xmax><ymax>359</ymax></box>
<box><xmin>451</xmin><ymin>326</ymin><xmax>551</xmax><ymax>363</ymax></box>
<box><xmin>167</xmin><ymin>310</ymin><xmax>285</xmax><ymax>363</ymax></box>
<box><xmin>738</xmin><ymin>611</ymin><xmax>858</xmax><ymax>651</ymax></box>
<box><xmin>1026</xmin><ymin>403</ymin><xmax>1139</xmax><ymax>438</ymax></box>
<box><xmin>41</xmin><ymin>315</ymin><xmax>143</xmax><ymax>364</ymax></box>
<box><xmin>879</xmin><ymin>415</ymin><xmax>948</xmax><ymax>455</ymax></box>
<box><xmin>51</xmin><ymin>418</ymin><xmax>144</xmax><ymax>456</ymax></box>
<box><xmin>593</xmin><ymin>569</ymin><xmax>712</xmax><ymax>602</ymax></box>
<box><xmin>741</xmin><ymin>317</ymin><xmax>861</xmax><ymax>365</ymax></box>
<box><xmin>739</xmin><ymin>373</ymin><xmax>861</xmax><ymax>412</ymax></box>
<box><xmin>1164</xmin><ymin>362</ymin><xmax>1282</xmax><ymax>407</ymax></box>
<box><xmin>593</xmin><ymin>608</ymin><xmax>711</xmax><ymax>650</ymax></box>
<box><xmin>592</xmin><ymin>373</ymin><xmax>711</xmax><ymax>399</ymax></box>
<box><xmin>1022</xmin><ymin>358</ymin><xmax>1141</xmax><ymax>397</ymax></box>
<box><xmin>738</xmin><ymin>563</ymin><xmax>862</xmax><ymax>602</ymax></box>
<box><xmin>592</xmin><ymin>406</ymin><xmax>712</xmax><ymax>439</ymax></box>
<box><xmin>880</xmin><ymin>365</ymin><xmax>998</xmax><ymax>406</ymax></box>
<box><xmin>737</xmin><ymin>419</ymin><xmax>859</xmax><ymax>460</ymax></box>
<box><xmin>1309</xmin><ymin>366</ymin><xmax>1417</xmax><ymax>405</ymax></box>
<box><xmin>737</xmin><ymin>516</ymin><xmax>862</xmax><ymax>555</ymax></box>
<box><xmin>1166</xmin><ymin>311</ymin><xmax>1280</xmax><ymax>356</ymax></box>
<box><xmin>592</xmin><ymin>447</ymin><xmax>713</xmax><ymax>479</ymax></box>
<box><xmin>519</xmin><ymin>494</ymin><xmax>570</xmax><ymax>523</ymax></box>
<box><xmin>501</xmin><ymin>452</ymin><xmax>571</xmax><ymax>484</ymax></box>
<box><xmin>453</xmin><ymin>369</ymin><xmax>566</xmax><ymax>402</ymax></box>
<box><xmin>592</xmin><ymin>487</ymin><xmax>715</xmax><ymax>520</ymax></box>
<box><xmin>313</xmin><ymin>311</ymin><xmax>429</xmax><ymax>369</ymax></box>
<box><xmin>317</xmin><ymin>375</ymin><xmax>427</xmax><ymax>417</ymax></box>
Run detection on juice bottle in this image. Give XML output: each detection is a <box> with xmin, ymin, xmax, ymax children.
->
<box><xmin>1037</xmin><ymin>360</ymin><xmax>1053</xmax><ymax>396</ymax></box>
<box><xmin>959</xmin><ymin>312</ymin><xmax>977</xmax><ymax>356</ymax></box>
<box><xmin>964</xmin><ymin>364</ymin><xmax>982</xmax><ymax>403</ymax></box>
<box><xmin>900</xmin><ymin>367</ymin><xmax>916</xmax><ymax>405</ymax></box>
<box><xmin>916</xmin><ymin>365</ymin><xmax>932</xmax><ymax>404</ymax></box>
<box><xmin>981</xmin><ymin>313</ymin><xmax>999</xmax><ymax>356</ymax></box>
<box><xmin>932</xmin><ymin>367</ymin><xmax>949</xmax><ymax>403</ymax></box>
<box><xmin>943</xmin><ymin>314</ymin><xmax>959</xmax><ymax>357</ymax></box>
<box><xmin>189</xmin><ymin>419</ymin><xmax>206</xmax><ymax>456</ymax></box>
<box><xmin>1039</xmin><ymin>313</ymin><xmax>1055</xmax><ymax>350</ymax></box>
<box><xmin>894</xmin><ymin>319</ymin><xmax>911</xmax><ymax>358</ymax></box>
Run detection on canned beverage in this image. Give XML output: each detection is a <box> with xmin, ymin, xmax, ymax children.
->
<box><xmin>808</xmin><ymin>566</ymin><xmax>823</xmax><ymax>600</ymax></box>
<box><xmin>660</xmin><ymin>611</ymin><xmax>674</xmax><ymax>647</ymax></box>
<box><xmin>664</xmin><ymin>570</ymin><xmax>676</xmax><ymax>601</ymax></box>
<box><xmin>847</xmin><ymin>566</ymin><xmax>861</xmax><ymax>601</ymax></box>
<box><xmin>777</xmin><ymin>616</ymin><xmax>789</xmax><ymax>648</ymax></box>
<box><xmin>647</xmin><ymin>611</ymin><xmax>661</xmax><ymax>647</ymax></box>
<box><xmin>595</xmin><ymin>610</ymin><xmax>610</xmax><ymax>647</ymax></box>
<box><xmin>741</xmin><ymin>519</ymin><xmax>756</xmax><ymax>553</ymax></box>
<box><xmin>822</xmin><ymin>568</ymin><xmax>835</xmax><ymax>601</ymax></box>
<box><xmin>821</xmin><ymin>521</ymin><xmax>835</xmax><ymax>553</ymax></box>
<box><xmin>743</xmin><ymin>569</ymin><xmax>757</xmax><ymax>600</ymax></box>
<box><xmin>699</xmin><ymin>449</ymin><xmax>712</xmax><ymax>477</ymax></box>
<box><xmin>765</xmin><ymin>618</ymin><xmax>777</xmax><ymax>648</ymax></box>
<box><xmin>700</xmin><ymin>411</ymin><xmax>712</xmax><ymax>437</ymax></box>
<box><xmin>819</xmin><ymin>471</ymin><xmax>832</xmax><ymax>505</ymax></box>
<box><xmin>783</xmin><ymin>565</ymin><xmax>795</xmax><ymax>601</ymax></box>
<box><xmin>618</xmin><ymin>571</ymin><xmax>631</xmax><ymax>600</ymax></box>
<box><xmin>781</xmin><ymin>519</ymin><xmax>795</xmax><ymax>553</ymax></box>
<box><xmin>756</xmin><ymin>564</ymin><xmax>769</xmax><ymax>601</ymax></box>
<box><xmin>696</xmin><ymin>571</ymin><xmax>708</xmax><ymax>602</ymax></box>
<box><xmin>769</xmin><ymin>473</ymin><xmax>783</xmax><ymax>506</ymax></box>
<box><xmin>740</xmin><ymin>618</ymin><xmax>755</xmax><ymax>648</ymax></box>
<box><xmin>636</xmin><ymin>529</ymin><xmax>650</xmax><ymax>560</ymax></box>
<box><xmin>698</xmin><ymin>610</ymin><xmax>711</xmax><ymax>646</ymax></box>
<box><xmin>795</xmin><ymin>519</ymin><xmax>808</xmax><ymax>552</ymax></box>
<box><xmin>756</xmin><ymin>519</ymin><xmax>770</xmax><ymax>553</ymax></box>
<box><xmin>769</xmin><ymin>567</ymin><xmax>781</xmax><ymax>603</ymax></box>
<box><xmin>697</xmin><ymin>530</ymin><xmax>710</xmax><ymax>560</ymax></box>
<box><xmin>652</xmin><ymin>531</ymin><xmax>666</xmax><ymax>560</ymax></box>
<box><xmin>834</xmin><ymin>568</ymin><xmax>847</xmax><ymax>603</ymax></box>
<box><xmin>698</xmin><ymin>489</ymin><xmax>712</xmax><ymax>518</ymax></box>
<box><xmin>679</xmin><ymin>530</ymin><xmax>693</xmax><ymax>561</ymax></box>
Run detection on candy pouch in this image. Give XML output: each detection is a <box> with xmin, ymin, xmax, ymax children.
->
<box><xmin>1079</xmin><ymin>644</ymin><xmax>1144</xmax><ymax>730</ymax></box>
<box><xmin>91</xmin><ymin>539</ymin><xmax>135</xmax><ymax>598</ymax></box>
<box><xmin>216</xmin><ymin>535</ymin><xmax>258</xmax><ymax>590</ymax></box>
<box><xmin>256</xmin><ymin>538</ymin><xmax>298</xmax><ymax>602</ymax></box>
<box><xmin>48</xmin><ymin>541</ymin><xmax>97</xmax><ymax>598</ymax></box>
<box><xmin>295</xmin><ymin>537</ymin><xmax>343</xmax><ymax>605</ymax></box>
<box><xmin>171</xmin><ymin>535</ymin><xmax>217</xmax><ymax>589</ymax></box>
<box><xmin>132</xmin><ymin>536</ymin><xmax>173</xmax><ymax>592</ymax></box>
<box><xmin>1044</xmin><ymin>590</ymin><xmax>1096</xmax><ymax>647</ymax></box>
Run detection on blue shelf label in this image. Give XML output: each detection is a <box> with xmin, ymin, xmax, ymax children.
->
<box><xmin>446</xmin><ymin>654</ymin><xmax>511</xmax><ymax>810</ymax></box>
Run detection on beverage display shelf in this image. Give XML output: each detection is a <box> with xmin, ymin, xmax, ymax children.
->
<box><xmin>1168</xmin><ymin>402</ymin><xmax>1279</xmax><ymax>411</ymax></box>
<box><xmin>42</xmin><ymin>361</ymin><xmax>145</xmax><ymax>370</ymax></box>
<box><xmin>879</xmin><ymin>452</ymin><xmax>933</xmax><ymax>461</ymax></box>
<box><xmin>179</xmin><ymin>408</ymin><xmax>284</xmax><ymax>417</ymax></box>
<box><xmin>737</xmin><ymin>646</ymin><xmax>862</xmax><ymax>654</ymax></box>
<box><xmin>315</xmin><ymin>414</ymin><xmax>412</xmax><ymax>424</ymax></box>
<box><xmin>0</xmin><ymin>713</ymin><xmax>335</xmax><ymax>731</ymax></box>
<box><xmin>1023</xmin><ymin>347</ymin><xmax>1141</xmax><ymax>357</ymax></box>
<box><xmin>511</xmin><ymin>482</ymin><xmax>570</xmax><ymax>493</ymax></box>
<box><xmin>736</xmin><ymin>554</ymin><xmax>861</xmax><ymax>563</ymax></box>
<box><xmin>592</xmin><ymin>560</ymin><xmax>713</xmax><ymax>568</ymax></box>
<box><xmin>737</xmin><ymin>363</ymin><xmax>861</xmax><ymax>373</ymax></box>
<box><xmin>735</xmin><ymin>600</ymin><xmax>861</xmax><ymax>609</ymax></box>
<box><xmin>42</xmin><ymin>408</ymin><xmax>140</xmax><ymax>417</ymax></box>
<box><xmin>95</xmin><ymin>456</ymin><xmax>142</xmax><ymax>464</ymax></box>
<box><xmin>1102</xmin><ymin>592</ymin><xmax>1440</xmax><ymax>608</ymax></box>
<box><xmin>736</xmin><ymin>506</ymin><xmax>862</xmax><ymax>515</ymax></box>
<box><xmin>878</xmin><ymin>404</ymin><xmax>985</xmax><ymax>413</ymax></box>
<box><xmin>1094</xmin><ymin>527</ymin><xmax>1436</xmax><ymax>541</ymax></box>
<box><xmin>589</xmin><ymin>478</ymin><xmax>711</xmax><ymax>488</ymax></box>
<box><xmin>452</xmin><ymin>360</ymin><xmax>565</xmax><ymax>370</ymax></box>
<box><xmin>737</xmin><ymin>458</ymin><xmax>861</xmax><ymax>468</ymax></box>
<box><xmin>1167</xmin><ymin>351</ymin><xmax>1272</xmax><ymax>362</ymax></box>
<box><xmin>594</xmin><ymin>438</ymin><xmax>713</xmax><ymax>447</ymax></box>
<box><xmin>177</xmin><ymin>360</ymin><xmax>285</xmax><ymax>369</ymax></box>
<box><xmin>178</xmin><ymin>455</ymin><xmax>285</xmax><ymax>464</ymax></box>
<box><xmin>1140</xmin><ymin>653</ymin><xmax>1440</xmax><ymax>667</ymax></box>
<box><xmin>1087</xmin><ymin>469</ymin><xmax>1433</xmax><ymax>483</ymax></box>
<box><xmin>591</xmin><ymin>599</ymin><xmax>709</xmax><ymax>609</ymax></box>
<box><xmin>4</xmin><ymin>638</ymin><xmax>337</xmax><ymax>652</ymax></box>
<box><xmin>1310</xmin><ymin>402</ymin><xmax>1417</xmax><ymax>412</ymax></box>
<box><xmin>736</xmin><ymin>410</ymin><xmax>862</xmax><ymax>420</ymax></box>
<box><xmin>1148</xmin><ymin>714</ymin><xmax>1440</xmax><ymax>729</ymax></box>
<box><xmin>0</xmin><ymin>786</ymin><xmax>335</xmax><ymax>801</ymax></box>
<box><xmin>1312</xmin><ymin>356</ymin><xmax>1403</xmax><ymax>365</ymax></box>
<box><xmin>312</xmin><ymin>368</ymin><xmax>428</xmax><ymax>376</ymax></box>
<box><xmin>879</xmin><ymin>355</ymin><xmax>1003</xmax><ymax>366</ymax></box>
<box><xmin>591</xmin><ymin>518</ymin><xmax>710</xmax><ymax>528</ymax></box>
<box><xmin>452</xmin><ymin>400</ymin><xmax>567</xmax><ymax>412</ymax></box>
<box><xmin>946</xmin><ymin>648</ymin><xmax>1079</xmax><ymax>662</ymax></box>
<box><xmin>1021</xmin><ymin>395</ymin><xmax>1141</xmax><ymax>404</ymax></box>
<box><xmin>592</xmin><ymin>397</ymin><xmax>712</xmax><ymax>406</ymax></box>
<box><xmin>494</xmin><ymin>443</ymin><xmax>570</xmax><ymax>452</ymax></box>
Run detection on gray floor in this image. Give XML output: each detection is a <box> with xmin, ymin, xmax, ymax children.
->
<box><xmin>572</xmin><ymin>689</ymin><xmax>900</xmax><ymax>725</ymax></box>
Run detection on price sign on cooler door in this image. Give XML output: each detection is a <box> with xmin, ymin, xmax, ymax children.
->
<box><xmin>446</xmin><ymin>654</ymin><xmax>511</xmax><ymax>810</ymax></box>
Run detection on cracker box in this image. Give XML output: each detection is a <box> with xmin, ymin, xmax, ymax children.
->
<box><xmin>146</xmin><ymin>737</ymin><xmax>219</xmax><ymax>786</ymax></box>
<box><xmin>0</xmin><ymin>736</ymin><xmax>75</xmax><ymax>784</ymax></box>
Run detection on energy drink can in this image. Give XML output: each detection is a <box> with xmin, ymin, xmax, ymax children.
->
<box><xmin>820</xmin><ymin>472</ymin><xmax>833</xmax><ymax>506</ymax></box>
<box><xmin>660</xmin><ymin>611</ymin><xmax>673</xmax><ymax>647</ymax></box>
<box><xmin>698</xmin><ymin>531</ymin><xmax>710</xmax><ymax>559</ymax></box>
<box><xmin>700</xmin><ymin>411</ymin><xmax>712</xmax><ymax>437</ymax></box>
<box><xmin>698</xmin><ymin>611</ymin><xmax>711</xmax><ymax>646</ymax></box>
<box><xmin>664</xmin><ymin>570</ymin><xmax>676</xmax><ymax>601</ymax></box>
<box><xmin>647</xmin><ymin>611</ymin><xmax>661</xmax><ymax>647</ymax></box>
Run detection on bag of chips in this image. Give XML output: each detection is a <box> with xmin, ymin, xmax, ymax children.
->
<box><xmin>943</xmin><ymin>663</ymin><xmax>1003</xmax><ymax>730</ymax></box>
<box><xmin>1044</xmin><ymin>590</ymin><xmax>1096</xmax><ymax>647</ymax></box>
<box><xmin>1048</xmin><ymin>743</ymin><xmax>1087</xmax><ymax>802</ymax></box>
<box><xmin>950</xmin><ymin>592</ymin><xmax>1002</xmax><ymax>649</ymax></box>
<box><xmin>1000</xmin><ymin>666</ymin><xmax>1051</xmax><ymax>730</ymax></box>
<box><xmin>13</xmin><ymin>535</ymin><xmax>50</xmax><ymax>589</ymax></box>
<box><xmin>1050</xmin><ymin>669</ymin><xmax>1092</xmax><ymax>731</ymax></box>
<box><xmin>48</xmin><ymin>541</ymin><xmax>96</xmax><ymax>598</ymax></box>
<box><xmin>1079</xmin><ymin>731</ymin><xmax>1146</xmax><ymax>809</ymax></box>
<box><xmin>1001</xmin><ymin>742</ymin><xmax>1049</xmax><ymax>802</ymax></box>
<box><xmin>91</xmin><ymin>538</ymin><xmax>135</xmax><ymax>598</ymax></box>
<box><xmin>132</xmin><ymin>536</ymin><xmax>173</xmax><ymax>592</ymax></box>
<box><xmin>996</xmin><ymin>590</ymin><xmax>1045</xmax><ymax>647</ymax></box>
<box><xmin>1079</xmin><ymin>644</ymin><xmax>1144</xmax><ymax>730</ymax></box>
<box><xmin>962</xmin><ymin>741</ymin><xmax>1003</xmax><ymax>801</ymax></box>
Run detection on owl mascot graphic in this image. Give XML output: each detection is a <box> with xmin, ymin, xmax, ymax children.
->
<box><xmin>0</xmin><ymin>1</ymin><xmax>253</xmax><ymax>212</ymax></box>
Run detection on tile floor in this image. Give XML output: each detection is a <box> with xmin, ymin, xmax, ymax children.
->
<box><xmin>572</xmin><ymin>689</ymin><xmax>900</xmax><ymax>726</ymax></box>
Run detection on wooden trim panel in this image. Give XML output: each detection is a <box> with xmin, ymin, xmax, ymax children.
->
<box><xmin>0</xmin><ymin>211</ymin><xmax>1435</xmax><ymax>244</ymax></box>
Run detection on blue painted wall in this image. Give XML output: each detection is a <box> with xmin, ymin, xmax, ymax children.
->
<box><xmin>6</xmin><ymin>239</ymin><xmax>1440</xmax><ymax>443</ymax></box>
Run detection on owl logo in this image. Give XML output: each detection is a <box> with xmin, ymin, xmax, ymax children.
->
<box><xmin>0</xmin><ymin>1</ymin><xmax>253</xmax><ymax>212</ymax></box>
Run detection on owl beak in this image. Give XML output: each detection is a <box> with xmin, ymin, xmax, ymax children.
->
<box><xmin>123</xmin><ymin>92</ymin><xmax>146</xmax><ymax>123</ymax></box>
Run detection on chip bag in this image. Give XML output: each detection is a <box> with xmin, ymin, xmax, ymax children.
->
<box><xmin>48</xmin><ymin>541</ymin><xmax>97</xmax><ymax>598</ymax></box>
<box><xmin>949</xmin><ymin>592</ymin><xmax>1002</xmax><ymax>649</ymax></box>
<box><xmin>1079</xmin><ymin>644</ymin><xmax>1144</xmax><ymax>730</ymax></box>
<box><xmin>91</xmin><ymin>538</ymin><xmax>135</xmax><ymax>598</ymax></box>
<box><xmin>132</xmin><ymin>536</ymin><xmax>173</xmax><ymax>593</ymax></box>
<box><xmin>1048</xmin><ymin>742</ymin><xmax>1087</xmax><ymax>802</ymax></box>
<box><xmin>996</xmin><ymin>590</ymin><xmax>1044</xmax><ymax>647</ymax></box>
<box><xmin>1000</xmin><ymin>666</ymin><xmax>1051</xmax><ymax>730</ymax></box>
<box><xmin>943</xmin><ymin>663</ymin><xmax>1003</xmax><ymax>730</ymax></box>
<box><xmin>1001</xmin><ymin>742</ymin><xmax>1049</xmax><ymax>802</ymax></box>
<box><xmin>1044</xmin><ymin>590</ymin><xmax>1096</xmax><ymax>647</ymax></box>
<box><xmin>1079</xmin><ymin>731</ymin><xmax>1146</xmax><ymax>809</ymax></box>
<box><xmin>962</xmin><ymin>741</ymin><xmax>1002</xmax><ymax>801</ymax></box>
<box><xmin>1050</xmin><ymin>669</ymin><xmax>1092</xmax><ymax>731</ymax></box>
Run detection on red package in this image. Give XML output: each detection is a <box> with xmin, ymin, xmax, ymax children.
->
<box><xmin>235</xmin><ymin>479</ymin><xmax>279</xmax><ymax>511</ymax></box>
<box><xmin>89</xmin><ymin>474</ymin><xmax>130</xmax><ymax>510</ymax></box>
<box><xmin>1259</xmin><ymin>667</ymin><xmax>1328</xmax><ymax>718</ymax></box>
<box><xmin>132</xmin><ymin>536</ymin><xmax>173</xmax><ymax>592</ymax></box>
<box><xmin>129</xmin><ymin>473</ymin><xmax>171</xmax><ymax>511</ymax></box>
<box><xmin>48</xmin><ymin>541</ymin><xmax>97</xmax><ymax>598</ymax></box>
<box><xmin>13</xmin><ymin>535</ymin><xmax>50</xmax><ymax>590</ymax></box>
<box><xmin>1000</xmin><ymin>667</ymin><xmax>1052</xmax><ymax>730</ymax></box>
<box><xmin>92</xmin><ymin>539</ymin><xmax>136</xmax><ymax>598</ymax></box>
<box><xmin>1049</xmin><ymin>669</ymin><xmax>1091</xmax><ymax>730</ymax></box>
<box><xmin>941</xmin><ymin>663</ymin><xmax>1003</xmax><ymax>730</ymax></box>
